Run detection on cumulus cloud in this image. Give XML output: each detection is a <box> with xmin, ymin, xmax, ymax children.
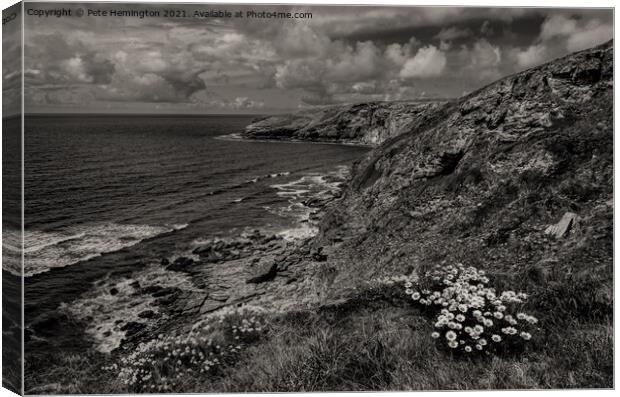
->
<box><xmin>515</xmin><ymin>44</ymin><xmax>548</xmax><ymax>68</ymax></box>
<box><xmin>399</xmin><ymin>45</ymin><xmax>447</xmax><ymax>79</ymax></box>
<box><xmin>513</xmin><ymin>13</ymin><xmax>612</xmax><ymax>71</ymax></box>
<box><xmin>565</xmin><ymin>19</ymin><xmax>613</xmax><ymax>52</ymax></box>
<box><xmin>20</xmin><ymin>4</ymin><xmax>612</xmax><ymax>112</ymax></box>
<box><xmin>539</xmin><ymin>14</ymin><xmax>613</xmax><ymax>52</ymax></box>
<box><xmin>275</xmin><ymin>59</ymin><xmax>326</xmax><ymax>90</ymax></box>
<box><xmin>540</xmin><ymin>14</ymin><xmax>579</xmax><ymax>41</ymax></box>
<box><xmin>447</xmin><ymin>39</ymin><xmax>504</xmax><ymax>83</ymax></box>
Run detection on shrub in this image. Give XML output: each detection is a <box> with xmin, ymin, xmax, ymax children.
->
<box><xmin>105</xmin><ymin>307</ymin><xmax>268</xmax><ymax>392</ymax></box>
<box><xmin>404</xmin><ymin>263</ymin><xmax>539</xmax><ymax>356</ymax></box>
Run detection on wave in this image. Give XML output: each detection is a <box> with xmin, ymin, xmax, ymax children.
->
<box><xmin>269</xmin><ymin>166</ymin><xmax>350</xmax><ymax>241</ymax></box>
<box><xmin>245</xmin><ymin>171</ymin><xmax>291</xmax><ymax>185</ymax></box>
<box><xmin>15</xmin><ymin>223</ymin><xmax>187</xmax><ymax>277</ymax></box>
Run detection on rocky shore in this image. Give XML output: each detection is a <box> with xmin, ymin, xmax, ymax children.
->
<box><xmin>52</xmin><ymin>169</ymin><xmax>348</xmax><ymax>356</ymax></box>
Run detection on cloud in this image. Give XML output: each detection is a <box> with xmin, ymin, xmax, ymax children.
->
<box><xmin>275</xmin><ymin>58</ymin><xmax>326</xmax><ymax>90</ymax></box>
<box><xmin>565</xmin><ymin>19</ymin><xmax>613</xmax><ymax>52</ymax></box>
<box><xmin>472</xmin><ymin>40</ymin><xmax>501</xmax><ymax>65</ymax></box>
<box><xmin>435</xmin><ymin>26</ymin><xmax>472</xmax><ymax>41</ymax></box>
<box><xmin>399</xmin><ymin>45</ymin><xmax>447</xmax><ymax>79</ymax></box>
<box><xmin>515</xmin><ymin>44</ymin><xmax>547</xmax><ymax>68</ymax></box>
<box><xmin>352</xmin><ymin>81</ymin><xmax>378</xmax><ymax>94</ymax></box>
<box><xmin>25</xmin><ymin>86</ymin><xmax>96</xmax><ymax>106</ymax></box>
<box><xmin>60</xmin><ymin>53</ymin><xmax>115</xmax><ymax>84</ymax></box>
<box><xmin>20</xmin><ymin>4</ymin><xmax>612</xmax><ymax>111</ymax></box>
<box><xmin>326</xmin><ymin>41</ymin><xmax>383</xmax><ymax>83</ymax></box>
<box><xmin>274</xmin><ymin>40</ymin><xmax>386</xmax><ymax>98</ymax></box>
<box><xmin>231</xmin><ymin>96</ymin><xmax>264</xmax><ymax>110</ymax></box>
<box><xmin>480</xmin><ymin>20</ymin><xmax>494</xmax><ymax>36</ymax></box>
<box><xmin>456</xmin><ymin>38</ymin><xmax>504</xmax><ymax>83</ymax></box>
<box><xmin>540</xmin><ymin>14</ymin><xmax>579</xmax><ymax>41</ymax></box>
<box><xmin>513</xmin><ymin>14</ymin><xmax>612</xmax><ymax>71</ymax></box>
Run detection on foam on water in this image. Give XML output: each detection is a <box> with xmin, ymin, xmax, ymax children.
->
<box><xmin>270</xmin><ymin>166</ymin><xmax>350</xmax><ymax>241</ymax></box>
<box><xmin>22</xmin><ymin>223</ymin><xmax>188</xmax><ymax>277</ymax></box>
<box><xmin>60</xmin><ymin>263</ymin><xmax>199</xmax><ymax>353</ymax></box>
<box><xmin>2</xmin><ymin>230</ymin><xmax>22</xmax><ymax>276</ymax></box>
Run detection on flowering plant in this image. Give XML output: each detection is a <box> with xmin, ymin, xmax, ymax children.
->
<box><xmin>106</xmin><ymin>307</ymin><xmax>267</xmax><ymax>392</ymax></box>
<box><xmin>404</xmin><ymin>263</ymin><xmax>538</xmax><ymax>355</ymax></box>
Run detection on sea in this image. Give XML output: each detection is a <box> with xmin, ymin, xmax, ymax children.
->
<box><xmin>7</xmin><ymin>114</ymin><xmax>368</xmax><ymax>335</ymax></box>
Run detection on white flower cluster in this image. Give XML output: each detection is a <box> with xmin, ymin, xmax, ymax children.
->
<box><xmin>108</xmin><ymin>307</ymin><xmax>267</xmax><ymax>392</ymax></box>
<box><xmin>404</xmin><ymin>263</ymin><xmax>538</xmax><ymax>355</ymax></box>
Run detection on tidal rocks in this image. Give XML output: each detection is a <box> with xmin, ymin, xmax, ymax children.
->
<box><xmin>120</xmin><ymin>321</ymin><xmax>146</xmax><ymax>337</ymax></box>
<box><xmin>166</xmin><ymin>257</ymin><xmax>194</xmax><ymax>272</ymax></box>
<box><xmin>192</xmin><ymin>232</ymin><xmax>284</xmax><ymax>263</ymax></box>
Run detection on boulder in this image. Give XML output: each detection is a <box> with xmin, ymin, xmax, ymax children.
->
<box><xmin>312</xmin><ymin>247</ymin><xmax>328</xmax><ymax>262</ymax></box>
<box><xmin>246</xmin><ymin>262</ymin><xmax>278</xmax><ymax>284</ymax></box>
<box><xmin>137</xmin><ymin>310</ymin><xmax>156</xmax><ymax>319</ymax></box>
<box><xmin>545</xmin><ymin>212</ymin><xmax>579</xmax><ymax>239</ymax></box>
<box><xmin>166</xmin><ymin>257</ymin><xmax>194</xmax><ymax>272</ymax></box>
<box><xmin>120</xmin><ymin>321</ymin><xmax>146</xmax><ymax>337</ymax></box>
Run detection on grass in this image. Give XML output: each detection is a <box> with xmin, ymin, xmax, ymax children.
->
<box><xmin>196</xmin><ymin>284</ymin><xmax>612</xmax><ymax>391</ymax></box>
<box><xmin>25</xmin><ymin>276</ymin><xmax>612</xmax><ymax>393</ymax></box>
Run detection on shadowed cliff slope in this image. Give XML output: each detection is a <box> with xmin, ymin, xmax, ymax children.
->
<box><xmin>243</xmin><ymin>101</ymin><xmax>446</xmax><ymax>146</ymax></box>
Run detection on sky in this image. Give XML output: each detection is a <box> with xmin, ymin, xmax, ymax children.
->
<box><xmin>2</xmin><ymin>3</ymin><xmax>614</xmax><ymax>115</ymax></box>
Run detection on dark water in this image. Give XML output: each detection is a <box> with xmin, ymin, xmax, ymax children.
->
<box><xmin>2</xmin><ymin>116</ymin><xmax>23</xmax><ymax>394</ymax></box>
<box><xmin>21</xmin><ymin>115</ymin><xmax>368</xmax><ymax>324</ymax></box>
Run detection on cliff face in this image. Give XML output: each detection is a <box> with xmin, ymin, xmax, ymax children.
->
<box><xmin>315</xmin><ymin>41</ymin><xmax>613</xmax><ymax>318</ymax></box>
<box><xmin>243</xmin><ymin>101</ymin><xmax>446</xmax><ymax>146</ymax></box>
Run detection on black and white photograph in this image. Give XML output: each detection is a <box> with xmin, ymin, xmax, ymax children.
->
<box><xmin>1</xmin><ymin>0</ymin><xmax>615</xmax><ymax>394</ymax></box>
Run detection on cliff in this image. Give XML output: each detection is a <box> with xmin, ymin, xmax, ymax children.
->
<box><xmin>316</xmin><ymin>40</ymin><xmax>613</xmax><ymax>316</ymax></box>
<box><xmin>243</xmin><ymin>100</ymin><xmax>446</xmax><ymax>146</ymax></box>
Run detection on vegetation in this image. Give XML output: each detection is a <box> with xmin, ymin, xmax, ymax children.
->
<box><xmin>405</xmin><ymin>263</ymin><xmax>538</xmax><ymax>355</ymax></box>
<box><xmin>25</xmin><ymin>267</ymin><xmax>612</xmax><ymax>393</ymax></box>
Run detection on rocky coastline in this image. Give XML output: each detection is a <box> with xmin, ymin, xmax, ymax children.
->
<box><xmin>25</xmin><ymin>41</ymin><xmax>614</xmax><ymax>393</ymax></box>
<box><xmin>242</xmin><ymin>100</ymin><xmax>447</xmax><ymax>146</ymax></box>
<box><xmin>49</xmin><ymin>168</ymin><xmax>348</xmax><ymax>358</ymax></box>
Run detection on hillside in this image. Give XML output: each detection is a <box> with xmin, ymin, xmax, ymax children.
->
<box><xmin>243</xmin><ymin>101</ymin><xmax>446</xmax><ymax>146</ymax></box>
<box><xmin>298</xmin><ymin>40</ymin><xmax>613</xmax><ymax>388</ymax></box>
<box><xmin>213</xmin><ymin>40</ymin><xmax>613</xmax><ymax>390</ymax></box>
<box><xmin>318</xmin><ymin>39</ymin><xmax>613</xmax><ymax>291</ymax></box>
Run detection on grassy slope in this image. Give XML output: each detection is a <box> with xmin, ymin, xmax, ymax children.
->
<box><xmin>26</xmin><ymin>285</ymin><xmax>613</xmax><ymax>393</ymax></box>
<box><xmin>190</xmin><ymin>286</ymin><xmax>613</xmax><ymax>391</ymax></box>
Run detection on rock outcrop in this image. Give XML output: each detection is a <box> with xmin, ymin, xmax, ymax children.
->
<box><xmin>243</xmin><ymin>100</ymin><xmax>447</xmax><ymax>146</ymax></box>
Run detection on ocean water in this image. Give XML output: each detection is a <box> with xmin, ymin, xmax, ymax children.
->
<box><xmin>19</xmin><ymin>115</ymin><xmax>368</xmax><ymax>325</ymax></box>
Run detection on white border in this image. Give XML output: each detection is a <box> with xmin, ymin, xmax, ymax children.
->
<box><xmin>0</xmin><ymin>1</ymin><xmax>617</xmax><ymax>397</ymax></box>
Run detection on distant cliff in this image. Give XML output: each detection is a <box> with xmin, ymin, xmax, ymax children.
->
<box><xmin>243</xmin><ymin>101</ymin><xmax>446</xmax><ymax>146</ymax></box>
